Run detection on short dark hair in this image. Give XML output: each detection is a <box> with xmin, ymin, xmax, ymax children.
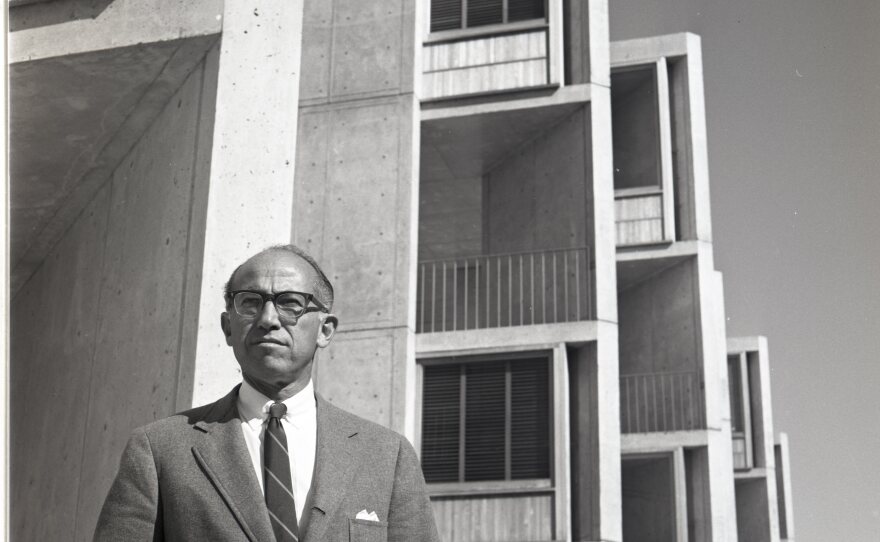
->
<box><xmin>223</xmin><ymin>244</ymin><xmax>334</xmax><ymax>310</ymax></box>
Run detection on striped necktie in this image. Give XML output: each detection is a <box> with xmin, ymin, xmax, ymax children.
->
<box><xmin>265</xmin><ymin>402</ymin><xmax>299</xmax><ymax>541</ymax></box>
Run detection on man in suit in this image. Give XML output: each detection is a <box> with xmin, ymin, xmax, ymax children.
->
<box><xmin>95</xmin><ymin>245</ymin><xmax>440</xmax><ymax>542</ymax></box>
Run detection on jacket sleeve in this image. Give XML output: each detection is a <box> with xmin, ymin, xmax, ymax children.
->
<box><xmin>93</xmin><ymin>427</ymin><xmax>163</xmax><ymax>542</ymax></box>
<box><xmin>386</xmin><ymin>436</ymin><xmax>440</xmax><ymax>542</ymax></box>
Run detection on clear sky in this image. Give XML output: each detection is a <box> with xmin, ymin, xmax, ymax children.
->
<box><xmin>610</xmin><ymin>0</ymin><xmax>880</xmax><ymax>540</ymax></box>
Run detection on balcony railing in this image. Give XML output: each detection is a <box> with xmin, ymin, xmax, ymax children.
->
<box><xmin>620</xmin><ymin>371</ymin><xmax>705</xmax><ymax>433</ymax></box>
<box><xmin>417</xmin><ymin>247</ymin><xmax>592</xmax><ymax>333</ymax></box>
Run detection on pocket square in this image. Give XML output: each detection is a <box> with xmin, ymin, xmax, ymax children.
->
<box><xmin>356</xmin><ymin>509</ymin><xmax>380</xmax><ymax>522</ymax></box>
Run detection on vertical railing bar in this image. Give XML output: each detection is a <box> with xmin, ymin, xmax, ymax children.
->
<box><xmin>661</xmin><ymin>374</ymin><xmax>668</xmax><ymax>432</ymax></box>
<box><xmin>430</xmin><ymin>264</ymin><xmax>436</xmax><ymax>333</ymax></box>
<box><xmin>634</xmin><ymin>376</ymin><xmax>640</xmax><ymax>432</ymax></box>
<box><xmin>452</xmin><ymin>259</ymin><xmax>457</xmax><ymax>332</ymax></box>
<box><xmin>475</xmin><ymin>259</ymin><xmax>480</xmax><ymax>330</ymax></box>
<box><xmin>652</xmin><ymin>373</ymin><xmax>658</xmax><ymax>432</ymax></box>
<box><xmin>519</xmin><ymin>255</ymin><xmax>523</xmax><ymax>326</ymax></box>
<box><xmin>508</xmin><ymin>255</ymin><xmax>512</xmax><ymax>327</ymax></box>
<box><xmin>530</xmin><ymin>254</ymin><xmax>535</xmax><ymax>325</ymax></box>
<box><xmin>575</xmin><ymin>250</ymin><xmax>581</xmax><ymax>320</ymax></box>
<box><xmin>626</xmin><ymin>377</ymin><xmax>632</xmax><ymax>433</ymax></box>
<box><xmin>464</xmin><ymin>258</ymin><xmax>469</xmax><ymax>331</ymax></box>
<box><xmin>588</xmin><ymin>248</ymin><xmax>593</xmax><ymax>319</ymax></box>
<box><xmin>564</xmin><ymin>250</ymin><xmax>569</xmax><ymax>322</ymax></box>
<box><xmin>642</xmin><ymin>375</ymin><xmax>649</xmax><ymax>433</ymax></box>
<box><xmin>441</xmin><ymin>261</ymin><xmax>447</xmax><ymax>332</ymax></box>
<box><xmin>419</xmin><ymin>264</ymin><xmax>425</xmax><ymax>333</ymax></box>
<box><xmin>486</xmin><ymin>256</ymin><xmax>491</xmax><ymax>328</ymax></box>
<box><xmin>496</xmin><ymin>257</ymin><xmax>501</xmax><ymax>328</ymax></box>
<box><xmin>552</xmin><ymin>252</ymin><xmax>558</xmax><ymax>323</ymax></box>
<box><xmin>541</xmin><ymin>252</ymin><xmax>546</xmax><ymax>324</ymax></box>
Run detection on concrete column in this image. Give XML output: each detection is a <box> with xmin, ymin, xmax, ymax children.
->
<box><xmin>697</xmin><ymin>258</ymin><xmax>739</xmax><ymax>541</ymax></box>
<box><xmin>1</xmin><ymin>9</ymin><xmax>9</xmax><ymax>538</ymax></box>
<box><xmin>291</xmin><ymin>0</ymin><xmax>419</xmax><ymax>439</ymax></box>
<box><xmin>184</xmin><ymin>1</ymin><xmax>305</xmax><ymax>407</ymax></box>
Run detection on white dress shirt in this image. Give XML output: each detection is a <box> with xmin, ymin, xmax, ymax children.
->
<box><xmin>237</xmin><ymin>379</ymin><xmax>317</xmax><ymax>524</ymax></box>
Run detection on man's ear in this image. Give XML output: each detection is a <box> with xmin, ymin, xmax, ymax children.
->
<box><xmin>221</xmin><ymin>312</ymin><xmax>233</xmax><ymax>346</ymax></box>
<box><xmin>316</xmin><ymin>314</ymin><xmax>338</xmax><ymax>348</ymax></box>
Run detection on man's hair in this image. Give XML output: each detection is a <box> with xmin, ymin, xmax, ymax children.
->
<box><xmin>223</xmin><ymin>244</ymin><xmax>334</xmax><ymax>310</ymax></box>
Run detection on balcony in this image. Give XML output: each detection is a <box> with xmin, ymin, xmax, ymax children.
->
<box><xmin>422</xmin><ymin>0</ymin><xmax>563</xmax><ymax>101</ymax></box>
<box><xmin>417</xmin><ymin>247</ymin><xmax>592</xmax><ymax>334</ymax></box>
<box><xmin>619</xmin><ymin>371</ymin><xmax>705</xmax><ymax>433</ymax></box>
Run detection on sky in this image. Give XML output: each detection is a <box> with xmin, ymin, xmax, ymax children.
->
<box><xmin>609</xmin><ymin>0</ymin><xmax>880</xmax><ymax>539</ymax></box>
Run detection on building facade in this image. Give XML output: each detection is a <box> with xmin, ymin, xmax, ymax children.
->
<box><xmin>8</xmin><ymin>0</ymin><xmax>794</xmax><ymax>540</ymax></box>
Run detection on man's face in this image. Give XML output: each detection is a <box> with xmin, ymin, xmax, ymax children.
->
<box><xmin>221</xmin><ymin>251</ymin><xmax>336</xmax><ymax>396</ymax></box>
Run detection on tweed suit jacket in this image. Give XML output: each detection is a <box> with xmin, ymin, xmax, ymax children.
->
<box><xmin>94</xmin><ymin>386</ymin><xmax>440</xmax><ymax>542</ymax></box>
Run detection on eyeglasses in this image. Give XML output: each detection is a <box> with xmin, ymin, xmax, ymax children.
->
<box><xmin>228</xmin><ymin>290</ymin><xmax>328</xmax><ymax>323</ymax></box>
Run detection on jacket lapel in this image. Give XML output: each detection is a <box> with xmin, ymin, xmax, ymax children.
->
<box><xmin>302</xmin><ymin>396</ymin><xmax>361</xmax><ymax>542</ymax></box>
<box><xmin>192</xmin><ymin>387</ymin><xmax>275</xmax><ymax>542</ymax></box>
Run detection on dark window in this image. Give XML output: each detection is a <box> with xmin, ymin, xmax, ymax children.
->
<box><xmin>430</xmin><ymin>0</ymin><xmax>546</xmax><ymax>32</ymax></box>
<box><xmin>728</xmin><ymin>355</ymin><xmax>744</xmax><ymax>433</ymax></box>
<box><xmin>421</xmin><ymin>355</ymin><xmax>551</xmax><ymax>483</ymax></box>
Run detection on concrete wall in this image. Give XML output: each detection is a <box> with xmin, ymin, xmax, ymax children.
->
<box><xmin>417</xmin><ymin>170</ymin><xmax>482</xmax><ymax>261</ymax></box>
<box><xmin>10</xmin><ymin>49</ymin><xmax>218</xmax><ymax>541</ymax></box>
<box><xmin>292</xmin><ymin>0</ymin><xmax>419</xmax><ymax>437</ymax></box>
<box><xmin>618</xmin><ymin>258</ymin><xmax>700</xmax><ymax>374</ymax></box>
<box><xmin>622</xmin><ymin>455</ymin><xmax>676</xmax><ymax>542</ymax></box>
<box><xmin>735</xmin><ymin>479</ymin><xmax>773</xmax><ymax>542</ymax></box>
<box><xmin>484</xmin><ymin>110</ymin><xmax>589</xmax><ymax>254</ymax></box>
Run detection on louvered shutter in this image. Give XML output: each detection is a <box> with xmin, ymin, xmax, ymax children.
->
<box><xmin>464</xmin><ymin>362</ymin><xmax>507</xmax><ymax>481</ymax></box>
<box><xmin>467</xmin><ymin>0</ymin><xmax>504</xmax><ymax>27</ymax></box>
<box><xmin>422</xmin><ymin>364</ymin><xmax>461</xmax><ymax>482</ymax></box>
<box><xmin>508</xmin><ymin>0</ymin><xmax>545</xmax><ymax>22</ymax></box>
<box><xmin>431</xmin><ymin>0</ymin><xmax>462</xmax><ymax>32</ymax></box>
<box><xmin>510</xmin><ymin>358</ymin><xmax>551</xmax><ymax>478</ymax></box>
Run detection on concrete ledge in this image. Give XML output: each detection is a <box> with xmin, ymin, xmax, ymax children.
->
<box><xmin>616</xmin><ymin>239</ymin><xmax>701</xmax><ymax>262</ymax></box>
<box><xmin>734</xmin><ymin>467</ymin><xmax>772</xmax><ymax>481</ymax></box>
<box><xmin>416</xmin><ymin>321</ymin><xmax>598</xmax><ymax>357</ymax></box>
<box><xmin>621</xmin><ymin>430</ymin><xmax>709</xmax><ymax>453</ymax></box>
<box><xmin>610</xmin><ymin>32</ymin><xmax>699</xmax><ymax>67</ymax></box>
<box><xmin>421</xmin><ymin>83</ymin><xmax>591</xmax><ymax>121</ymax></box>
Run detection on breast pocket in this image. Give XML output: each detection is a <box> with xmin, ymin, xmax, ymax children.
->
<box><xmin>348</xmin><ymin>518</ymin><xmax>388</xmax><ymax>542</ymax></box>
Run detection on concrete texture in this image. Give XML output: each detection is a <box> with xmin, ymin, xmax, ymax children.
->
<box><xmin>622</xmin><ymin>455</ymin><xmax>676</xmax><ymax>542</ymax></box>
<box><xmin>9</xmin><ymin>35</ymin><xmax>219</xmax><ymax>294</ymax></box>
<box><xmin>188</xmin><ymin>0</ymin><xmax>305</xmax><ymax>407</ymax></box>
<box><xmin>618</xmin><ymin>258</ymin><xmax>700</xmax><ymax>374</ymax></box>
<box><xmin>292</xmin><ymin>0</ymin><xmax>419</xmax><ymax>438</ymax></box>
<box><xmin>10</xmin><ymin>52</ymin><xmax>215</xmax><ymax>541</ymax></box>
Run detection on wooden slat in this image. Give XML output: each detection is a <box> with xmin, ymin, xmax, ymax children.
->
<box><xmin>431</xmin><ymin>494</ymin><xmax>553</xmax><ymax>542</ymax></box>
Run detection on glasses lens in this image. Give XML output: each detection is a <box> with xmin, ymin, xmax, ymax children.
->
<box><xmin>233</xmin><ymin>292</ymin><xmax>263</xmax><ymax>317</ymax></box>
<box><xmin>275</xmin><ymin>292</ymin><xmax>307</xmax><ymax>318</ymax></box>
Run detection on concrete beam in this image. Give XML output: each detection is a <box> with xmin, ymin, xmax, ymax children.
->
<box><xmin>9</xmin><ymin>0</ymin><xmax>223</xmax><ymax>63</ymax></box>
<box><xmin>416</xmin><ymin>321</ymin><xmax>598</xmax><ymax>356</ymax></box>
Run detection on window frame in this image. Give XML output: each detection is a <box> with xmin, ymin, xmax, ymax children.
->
<box><xmin>419</xmin><ymin>350</ymin><xmax>554</xmax><ymax>486</ymax></box>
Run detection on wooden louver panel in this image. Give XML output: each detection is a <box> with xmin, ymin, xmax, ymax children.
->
<box><xmin>508</xmin><ymin>0</ymin><xmax>545</xmax><ymax>22</ymax></box>
<box><xmin>430</xmin><ymin>0</ymin><xmax>462</xmax><ymax>32</ymax></box>
<box><xmin>467</xmin><ymin>0</ymin><xmax>504</xmax><ymax>27</ymax></box>
<box><xmin>421</xmin><ymin>356</ymin><xmax>551</xmax><ymax>484</ymax></box>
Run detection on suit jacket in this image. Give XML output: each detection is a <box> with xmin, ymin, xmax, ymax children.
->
<box><xmin>94</xmin><ymin>386</ymin><xmax>440</xmax><ymax>542</ymax></box>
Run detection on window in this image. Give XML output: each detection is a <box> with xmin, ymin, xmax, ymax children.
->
<box><xmin>430</xmin><ymin>0</ymin><xmax>546</xmax><ymax>33</ymax></box>
<box><xmin>420</xmin><ymin>354</ymin><xmax>551</xmax><ymax>483</ymax></box>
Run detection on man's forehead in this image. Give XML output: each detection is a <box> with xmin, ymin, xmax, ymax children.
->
<box><xmin>231</xmin><ymin>251</ymin><xmax>317</xmax><ymax>289</ymax></box>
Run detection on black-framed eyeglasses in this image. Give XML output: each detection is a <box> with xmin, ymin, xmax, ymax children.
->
<box><xmin>227</xmin><ymin>290</ymin><xmax>328</xmax><ymax>323</ymax></box>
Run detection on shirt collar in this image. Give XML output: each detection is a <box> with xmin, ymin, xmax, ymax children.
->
<box><xmin>238</xmin><ymin>378</ymin><xmax>316</xmax><ymax>430</ymax></box>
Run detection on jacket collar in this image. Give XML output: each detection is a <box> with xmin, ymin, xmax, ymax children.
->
<box><xmin>191</xmin><ymin>385</ymin><xmax>275</xmax><ymax>542</ymax></box>
<box><xmin>301</xmin><ymin>394</ymin><xmax>362</xmax><ymax>542</ymax></box>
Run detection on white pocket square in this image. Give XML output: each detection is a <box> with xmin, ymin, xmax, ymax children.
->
<box><xmin>356</xmin><ymin>509</ymin><xmax>380</xmax><ymax>522</ymax></box>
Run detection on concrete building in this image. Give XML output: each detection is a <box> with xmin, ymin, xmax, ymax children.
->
<box><xmin>7</xmin><ymin>1</ymin><xmax>794</xmax><ymax>541</ymax></box>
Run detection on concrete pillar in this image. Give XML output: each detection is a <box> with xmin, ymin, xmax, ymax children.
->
<box><xmin>1</xmin><ymin>9</ymin><xmax>9</xmax><ymax>538</ymax></box>
<box><xmin>291</xmin><ymin>0</ymin><xmax>420</xmax><ymax>439</ymax></box>
<box><xmin>185</xmin><ymin>1</ymin><xmax>305</xmax><ymax>407</ymax></box>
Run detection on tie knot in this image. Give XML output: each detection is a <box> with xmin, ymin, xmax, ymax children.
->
<box><xmin>269</xmin><ymin>402</ymin><xmax>287</xmax><ymax>420</ymax></box>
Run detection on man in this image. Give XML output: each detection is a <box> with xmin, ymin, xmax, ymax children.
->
<box><xmin>95</xmin><ymin>245</ymin><xmax>440</xmax><ymax>542</ymax></box>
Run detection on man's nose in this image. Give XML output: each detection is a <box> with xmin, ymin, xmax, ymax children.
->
<box><xmin>255</xmin><ymin>300</ymin><xmax>282</xmax><ymax>329</ymax></box>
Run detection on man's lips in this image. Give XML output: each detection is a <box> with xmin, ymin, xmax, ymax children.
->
<box><xmin>250</xmin><ymin>338</ymin><xmax>287</xmax><ymax>346</ymax></box>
